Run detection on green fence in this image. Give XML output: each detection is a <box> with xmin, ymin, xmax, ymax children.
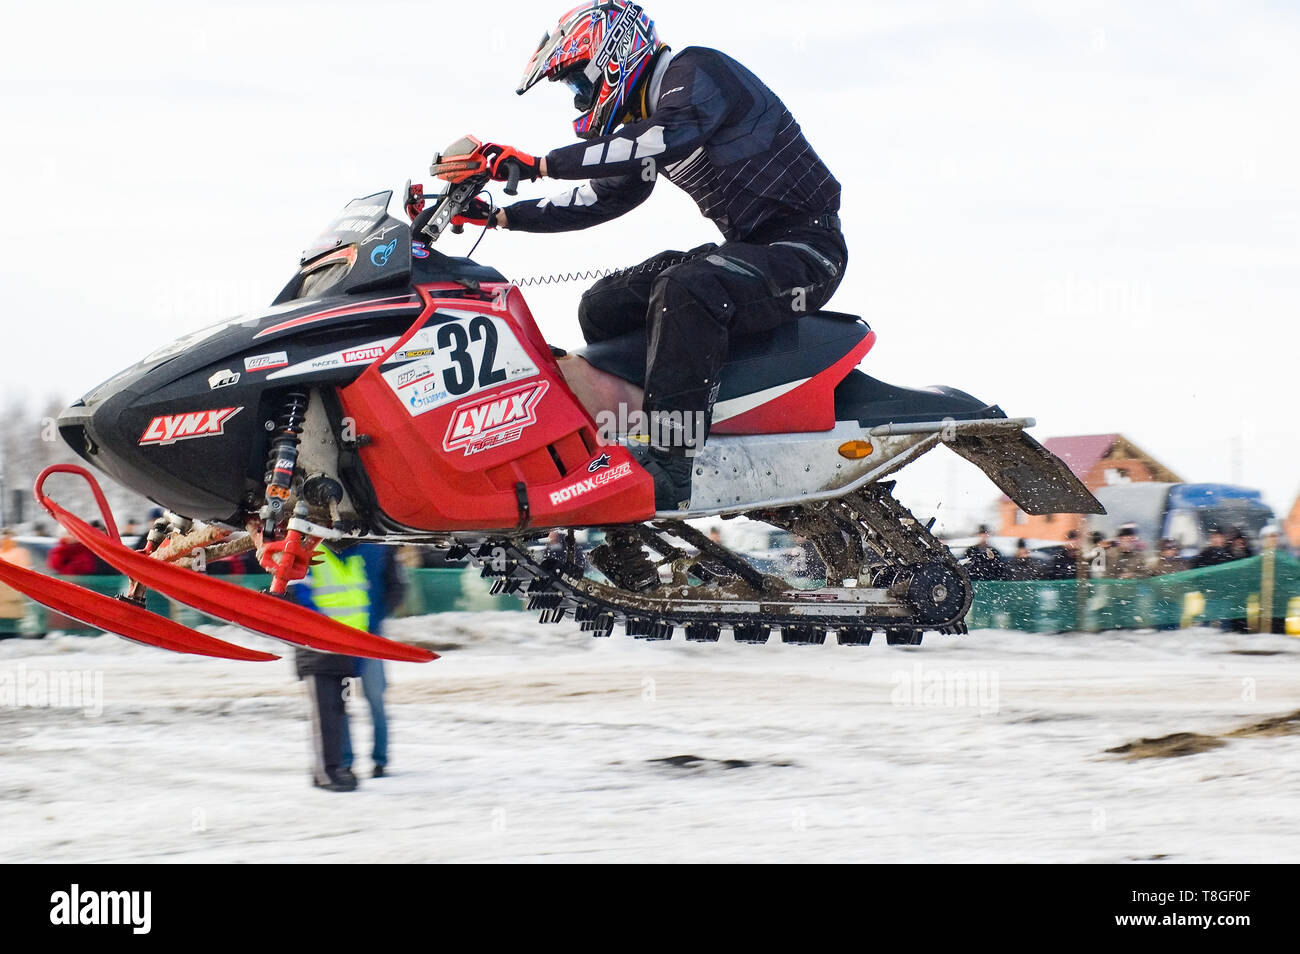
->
<box><xmin>967</xmin><ymin>553</ymin><xmax>1300</xmax><ymax>633</ymax></box>
<box><xmin>1</xmin><ymin>568</ymin><xmax>524</xmax><ymax>636</ymax></box>
<box><xmin>5</xmin><ymin>556</ymin><xmax>1298</xmax><ymax>637</ymax></box>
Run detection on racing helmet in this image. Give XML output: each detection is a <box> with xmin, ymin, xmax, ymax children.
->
<box><xmin>517</xmin><ymin>2</ymin><xmax>664</xmax><ymax>139</ymax></box>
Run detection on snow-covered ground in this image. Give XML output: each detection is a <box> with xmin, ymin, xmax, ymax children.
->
<box><xmin>2</xmin><ymin>616</ymin><xmax>1298</xmax><ymax>863</ymax></box>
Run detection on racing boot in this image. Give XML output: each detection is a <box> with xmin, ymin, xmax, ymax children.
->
<box><xmin>643</xmin><ymin>447</ymin><xmax>694</xmax><ymax>512</ymax></box>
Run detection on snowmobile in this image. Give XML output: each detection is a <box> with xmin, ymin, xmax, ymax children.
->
<box><xmin>0</xmin><ymin>138</ymin><xmax>1101</xmax><ymax>661</ymax></box>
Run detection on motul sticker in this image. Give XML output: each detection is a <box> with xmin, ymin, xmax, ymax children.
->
<box><xmin>139</xmin><ymin>407</ymin><xmax>243</xmax><ymax>446</ymax></box>
<box><xmin>267</xmin><ymin>337</ymin><xmax>399</xmax><ymax>380</ymax></box>
<box><xmin>443</xmin><ymin>381</ymin><xmax>548</xmax><ymax>456</ymax></box>
<box><xmin>549</xmin><ymin>461</ymin><xmax>633</xmax><ymax>506</ymax></box>
<box><xmin>244</xmin><ymin>351</ymin><xmax>288</xmax><ymax>372</ymax></box>
<box><xmin>342</xmin><ymin>345</ymin><xmax>388</xmax><ymax>364</ymax></box>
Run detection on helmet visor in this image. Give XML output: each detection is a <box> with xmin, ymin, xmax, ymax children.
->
<box><xmin>557</xmin><ymin>63</ymin><xmax>598</xmax><ymax>112</ymax></box>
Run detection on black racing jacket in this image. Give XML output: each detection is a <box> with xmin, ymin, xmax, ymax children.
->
<box><xmin>504</xmin><ymin>46</ymin><xmax>841</xmax><ymax>243</ymax></box>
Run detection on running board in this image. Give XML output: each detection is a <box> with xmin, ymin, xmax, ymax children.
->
<box><xmin>943</xmin><ymin>429</ymin><xmax>1105</xmax><ymax>515</ymax></box>
<box><xmin>666</xmin><ymin>416</ymin><xmax>1102</xmax><ymax>518</ymax></box>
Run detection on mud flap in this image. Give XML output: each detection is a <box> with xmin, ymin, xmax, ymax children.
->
<box><xmin>944</xmin><ymin>431</ymin><xmax>1105</xmax><ymax>515</ymax></box>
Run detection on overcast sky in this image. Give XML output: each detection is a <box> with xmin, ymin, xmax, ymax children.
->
<box><xmin>1</xmin><ymin>0</ymin><xmax>1296</xmax><ymax>528</ymax></box>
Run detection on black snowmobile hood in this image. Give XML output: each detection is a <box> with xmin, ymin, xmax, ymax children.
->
<box><xmin>58</xmin><ymin>191</ymin><xmax>506</xmax><ymax>522</ymax></box>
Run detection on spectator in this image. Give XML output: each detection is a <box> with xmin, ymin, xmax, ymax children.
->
<box><xmin>1150</xmin><ymin>538</ymin><xmax>1188</xmax><ymax>576</ymax></box>
<box><xmin>1229</xmin><ymin>530</ymin><xmax>1253</xmax><ymax>562</ymax></box>
<box><xmin>292</xmin><ymin>542</ymin><xmax>405</xmax><ymax>790</ymax></box>
<box><xmin>1042</xmin><ymin>529</ymin><xmax>1083</xmax><ymax>580</ymax></box>
<box><xmin>84</xmin><ymin>521</ymin><xmax>116</xmax><ymax>574</ymax></box>
<box><xmin>1005</xmin><ymin>539</ymin><xmax>1040</xmax><ymax>581</ymax></box>
<box><xmin>0</xmin><ymin>529</ymin><xmax>34</xmax><ymax>631</ymax></box>
<box><xmin>962</xmin><ymin>525</ymin><xmax>1004</xmax><ymax>581</ymax></box>
<box><xmin>1260</xmin><ymin>525</ymin><xmax>1289</xmax><ymax>559</ymax></box>
<box><xmin>48</xmin><ymin>536</ymin><xmax>97</xmax><ymax>576</ymax></box>
<box><xmin>1084</xmin><ymin>531</ymin><xmax>1112</xmax><ymax>578</ymax></box>
<box><xmin>1108</xmin><ymin>525</ymin><xmax>1152</xmax><ymax>579</ymax></box>
<box><xmin>1192</xmin><ymin>526</ymin><xmax>1234</xmax><ymax>568</ymax></box>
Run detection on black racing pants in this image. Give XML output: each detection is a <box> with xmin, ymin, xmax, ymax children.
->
<box><xmin>304</xmin><ymin>672</ymin><xmax>350</xmax><ymax>785</ymax></box>
<box><xmin>576</xmin><ymin>223</ymin><xmax>848</xmax><ymax>453</ymax></box>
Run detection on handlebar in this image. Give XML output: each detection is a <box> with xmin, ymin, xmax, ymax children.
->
<box><xmin>415</xmin><ymin>143</ymin><xmax>527</xmax><ymax>244</ymax></box>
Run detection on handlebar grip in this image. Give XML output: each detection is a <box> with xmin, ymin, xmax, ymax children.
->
<box><xmin>504</xmin><ymin>160</ymin><xmax>522</xmax><ymax>196</ymax></box>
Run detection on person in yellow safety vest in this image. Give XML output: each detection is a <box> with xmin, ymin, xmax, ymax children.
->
<box><xmin>291</xmin><ymin>542</ymin><xmax>406</xmax><ymax>792</ymax></box>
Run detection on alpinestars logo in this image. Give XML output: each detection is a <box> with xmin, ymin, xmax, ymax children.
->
<box><xmin>549</xmin><ymin>461</ymin><xmax>632</xmax><ymax>506</ymax></box>
<box><xmin>443</xmin><ymin>381</ymin><xmax>548</xmax><ymax>456</ymax></box>
<box><xmin>138</xmin><ymin>407</ymin><xmax>242</xmax><ymax>446</ymax></box>
<box><xmin>588</xmin><ymin>453</ymin><xmax>611</xmax><ymax>472</ymax></box>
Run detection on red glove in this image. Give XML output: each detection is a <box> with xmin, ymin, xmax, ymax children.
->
<box><xmin>452</xmin><ymin>197</ymin><xmax>498</xmax><ymax>229</ymax></box>
<box><xmin>479</xmin><ymin>142</ymin><xmax>542</xmax><ymax>183</ymax></box>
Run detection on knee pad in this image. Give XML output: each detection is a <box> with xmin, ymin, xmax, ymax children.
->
<box><xmin>650</xmin><ymin>266</ymin><xmax>734</xmax><ymax>330</ymax></box>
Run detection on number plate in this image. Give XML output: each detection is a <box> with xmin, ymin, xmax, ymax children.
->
<box><xmin>382</xmin><ymin>313</ymin><xmax>540</xmax><ymax>416</ymax></box>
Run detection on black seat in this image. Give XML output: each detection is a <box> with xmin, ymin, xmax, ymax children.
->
<box><xmin>571</xmin><ymin>311</ymin><xmax>870</xmax><ymax>402</ymax></box>
<box><xmin>832</xmin><ymin>371</ymin><xmax>1006</xmax><ymax>427</ymax></box>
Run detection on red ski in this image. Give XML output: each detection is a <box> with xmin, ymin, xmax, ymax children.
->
<box><xmin>0</xmin><ymin>557</ymin><xmax>278</xmax><ymax>662</ymax></box>
<box><xmin>23</xmin><ymin>466</ymin><xmax>437</xmax><ymax>664</ymax></box>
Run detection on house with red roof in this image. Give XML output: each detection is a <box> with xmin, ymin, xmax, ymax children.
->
<box><xmin>998</xmin><ymin>433</ymin><xmax>1183</xmax><ymax>541</ymax></box>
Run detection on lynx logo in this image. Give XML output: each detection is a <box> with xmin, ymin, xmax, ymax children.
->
<box><xmin>342</xmin><ymin>345</ymin><xmax>387</xmax><ymax>364</ymax></box>
<box><xmin>443</xmin><ymin>381</ymin><xmax>548</xmax><ymax>456</ymax></box>
<box><xmin>49</xmin><ymin>884</ymin><xmax>151</xmax><ymax>934</ymax></box>
<box><xmin>244</xmin><ymin>351</ymin><xmax>288</xmax><ymax>372</ymax></box>
<box><xmin>138</xmin><ymin>407</ymin><xmax>242</xmax><ymax>446</ymax></box>
<box><xmin>588</xmin><ymin>453</ymin><xmax>611</xmax><ymax>473</ymax></box>
<box><xmin>549</xmin><ymin>461</ymin><xmax>632</xmax><ymax>506</ymax></box>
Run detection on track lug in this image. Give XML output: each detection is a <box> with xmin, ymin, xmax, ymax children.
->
<box><xmin>885</xmin><ymin>628</ymin><xmax>923</xmax><ymax>646</ymax></box>
<box><xmin>781</xmin><ymin>625</ymin><xmax>826</xmax><ymax>646</ymax></box>
<box><xmin>732</xmin><ymin>623</ymin><xmax>771</xmax><ymax>645</ymax></box>
<box><xmin>684</xmin><ymin>623</ymin><xmax>721</xmax><ymax>643</ymax></box>
<box><xmin>837</xmin><ymin>626</ymin><xmax>873</xmax><ymax>646</ymax></box>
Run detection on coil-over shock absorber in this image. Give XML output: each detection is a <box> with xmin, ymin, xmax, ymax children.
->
<box><xmin>262</xmin><ymin>390</ymin><xmax>309</xmax><ymax>535</ymax></box>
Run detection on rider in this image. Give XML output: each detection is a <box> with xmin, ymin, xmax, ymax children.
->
<box><xmin>470</xmin><ymin>1</ymin><xmax>846</xmax><ymax>510</ymax></box>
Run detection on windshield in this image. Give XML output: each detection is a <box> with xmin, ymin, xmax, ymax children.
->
<box><xmin>276</xmin><ymin>192</ymin><xmax>411</xmax><ymax>305</ymax></box>
<box><xmin>302</xmin><ymin>191</ymin><xmax>394</xmax><ymax>263</ymax></box>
